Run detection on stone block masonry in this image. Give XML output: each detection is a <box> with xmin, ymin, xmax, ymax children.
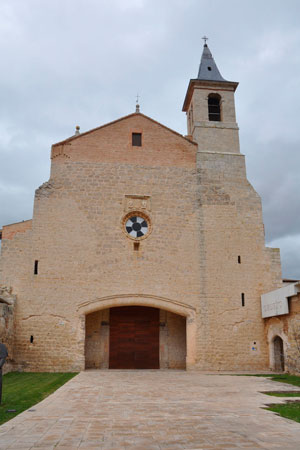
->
<box><xmin>0</xmin><ymin>286</ymin><xmax>16</xmax><ymax>373</ymax></box>
<box><xmin>0</xmin><ymin>43</ymin><xmax>284</xmax><ymax>371</ymax></box>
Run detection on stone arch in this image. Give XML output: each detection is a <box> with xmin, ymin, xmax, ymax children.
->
<box><xmin>77</xmin><ymin>294</ymin><xmax>197</xmax><ymax>370</ymax></box>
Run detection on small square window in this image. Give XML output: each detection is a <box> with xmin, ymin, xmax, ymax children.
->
<box><xmin>132</xmin><ymin>133</ymin><xmax>142</xmax><ymax>146</ymax></box>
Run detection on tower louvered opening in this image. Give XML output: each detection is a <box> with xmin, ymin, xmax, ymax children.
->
<box><xmin>208</xmin><ymin>94</ymin><xmax>221</xmax><ymax>121</ymax></box>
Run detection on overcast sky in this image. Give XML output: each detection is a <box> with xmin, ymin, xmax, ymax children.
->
<box><xmin>0</xmin><ymin>0</ymin><xmax>299</xmax><ymax>279</ymax></box>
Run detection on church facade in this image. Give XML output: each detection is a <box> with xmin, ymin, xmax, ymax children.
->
<box><xmin>0</xmin><ymin>44</ymin><xmax>285</xmax><ymax>372</ymax></box>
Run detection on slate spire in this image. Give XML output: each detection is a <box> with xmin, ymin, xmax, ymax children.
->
<box><xmin>197</xmin><ymin>43</ymin><xmax>227</xmax><ymax>82</ymax></box>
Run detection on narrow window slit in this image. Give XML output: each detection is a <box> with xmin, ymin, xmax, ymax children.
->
<box><xmin>241</xmin><ymin>293</ymin><xmax>245</xmax><ymax>307</ymax></box>
<box><xmin>134</xmin><ymin>242</ymin><xmax>140</xmax><ymax>251</ymax></box>
<box><xmin>238</xmin><ymin>255</ymin><xmax>241</xmax><ymax>264</ymax></box>
<box><xmin>34</xmin><ymin>260</ymin><xmax>39</xmax><ymax>275</ymax></box>
<box><xmin>30</xmin><ymin>335</ymin><xmax>34</xmax><ymax>343</ymax></box>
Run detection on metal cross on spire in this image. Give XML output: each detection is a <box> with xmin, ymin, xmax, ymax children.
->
<box><xmin>135</xmin><ymin>93</ymin><xmax>140</xmax><ymax>113</ymax></box>
<box><xmin>202</xmin><ymin>35</ymin><xmax>208</xmax><ymax>45</ymax></box>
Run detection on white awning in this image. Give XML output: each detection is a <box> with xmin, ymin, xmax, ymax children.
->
<box><xmin>261</xmin><ymin>282</ymin><xmax>300</xmax><ymax>318</ymax></box>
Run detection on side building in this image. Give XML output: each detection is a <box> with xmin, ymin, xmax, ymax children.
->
<box><xmin>0</xmin><ymin>43</ymin><xmax>283</xmax><ymax>372</ymax></box>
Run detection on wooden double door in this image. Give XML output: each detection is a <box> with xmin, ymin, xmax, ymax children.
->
<box><xmin>109</xmin><ymin>306</ymin><xmax>159</xmax><ymax>369</ymax></box>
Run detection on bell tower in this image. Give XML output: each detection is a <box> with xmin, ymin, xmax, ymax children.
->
<box><xmin>183</xmin><ymin>40</ymin><xmax>240</xmax><ymax>154</ymax></box>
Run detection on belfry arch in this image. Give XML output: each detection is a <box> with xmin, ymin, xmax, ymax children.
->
<box><xmin>208</xmin><ymin>93</ymin><xmax>221</xmax><ymax>121</ymax></box>
<box><xmin>77</xmin><ymin>294</ymin><xmax>196</xmax><ymax>370</ymax></box>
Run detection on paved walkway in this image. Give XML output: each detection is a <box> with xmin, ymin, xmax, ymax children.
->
<box><xmin>1</xmin><ymin>371</ymin><xmax>300</xmax><ymax>449</ymax></box>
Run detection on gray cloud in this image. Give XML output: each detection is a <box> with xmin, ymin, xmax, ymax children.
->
<box><xmin>246</xmin><ymin>139</ymin><xmax>300</xmax><ymax>241</ymax></box>
<box><xmin>0</xmin><ymin>0</ymin><xmax>299</xmax><ymax>278</ymax></box>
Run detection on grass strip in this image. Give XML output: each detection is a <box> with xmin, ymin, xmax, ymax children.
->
<box><xmin>0</xmin><ymin>372</ymin><xmax>78</xmax><ymax>425</ymax></box>
<box><xmin>246</xmin><ymin>373</ymin><xmax>300</xmax><ymax>387</ymax></box>
<box><xmin>250</xmin><ymin>374</ymin><xmax>300</xmax><ymax>422</ymax></box>
<box><xmin>266</xmin><ymin>401</ymin><xmax>300</xmax><ymax>423</ymax></box>
<box><xmin>263</xmin><ymin>374</ymin><xmax>300</xmax><ymax>387</ymax></box>
<box><xmin>263</xmin><ymin>391</ymin><xmax>300</xmax><ymax>397</ymax></box>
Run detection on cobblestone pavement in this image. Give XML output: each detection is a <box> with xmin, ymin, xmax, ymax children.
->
<box><xmin>1</xmin><ymin>371</ymin><xmax>300</xmax><ymax>449</ymax></box>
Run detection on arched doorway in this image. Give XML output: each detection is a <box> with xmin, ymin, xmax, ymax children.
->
<box><xmin>79</xmin><ymin>294</ymin><xmax>196</xmax><ymax>370</ymax></box>
<box><xmin>273</xmin><ymin>336</ymin><xmax>285</xmax><ymax>372</ymax></box>
<box><xmin>85</xmin><ymin>305</ymin><xmax>187</xmax><ymax>369</ymax></box>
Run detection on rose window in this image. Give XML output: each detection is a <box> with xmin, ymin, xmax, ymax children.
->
<box><xmin>125</xmin><ymin>216</ymin><xmax>149</xmax><ymax>239</ymax></box>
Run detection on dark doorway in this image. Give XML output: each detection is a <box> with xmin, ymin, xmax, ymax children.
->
<box><xmin>274</xmin><ymin>336</ymin><xmax>285</xmax><ymax>372</ymax></box>
<box><xmin>109</xmin><ymin>306</ymin><xmax>159</xmax><ymax>369</ymax></box>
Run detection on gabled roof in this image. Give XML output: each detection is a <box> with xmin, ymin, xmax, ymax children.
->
<box><xmin>52</xmin><ymin>112</ymin><xmax>197</xmax><ymax>147</ymax></box>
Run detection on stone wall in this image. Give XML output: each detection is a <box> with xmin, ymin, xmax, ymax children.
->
<box><xmin>193</xmin><ymin>150</ymin><xmax>282</xmax><ymax>371</ymax></box>
<box><xmin>185</xmin><ymin>82</ymin><xmax>240</xmax><ymax>154</ymax></box>
<box><xmin>0</xmin><ymin>114</ymin><xmax>199</xmax><ymax>372</ymax></box>
<box><xmin>0</xmin><ymin>286</ymin><xmax>16</xmax><ymax>373</ymax></box>
<box><xmin>265</xmin><ymin>293</ymin><xmax>300</xmax><ymax>374</ymax></box>
<box><xmin>0</xmin><ymin>111</ymin><xmax>282</xmax><ymax>372</ymax></box>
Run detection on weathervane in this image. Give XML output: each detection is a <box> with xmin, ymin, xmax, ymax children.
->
<box><xmin>202</xmin><ymin>35</ymin><xmax>208</xmax><ymax>45</ymax></box>
<box><xmin>135</xmin><ymin>93</ymin><xmax>140</xmax><ymax>113</ymax></box>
